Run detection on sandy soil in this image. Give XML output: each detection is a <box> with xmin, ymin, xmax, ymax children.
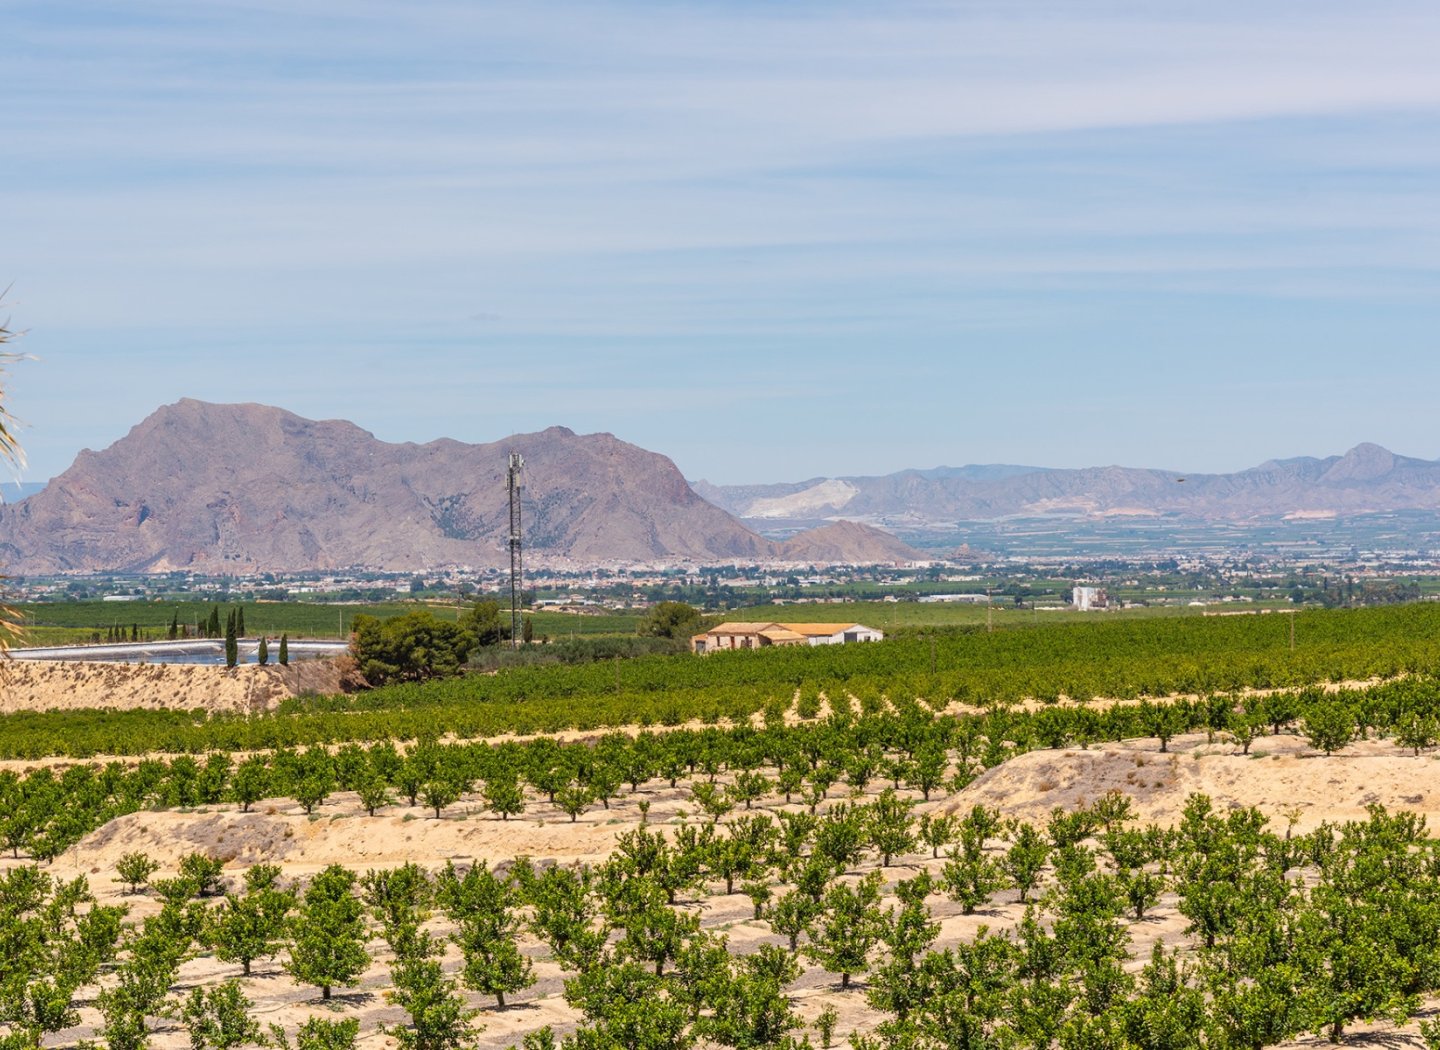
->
<box><xmin>943</xmin><ymin>730</ymin><xmax>1440</xmax><ymax>835</ymax></box>
<box><xmin>0</xmin><ymin>657</ymin><xmax>346</xmax><ymax>714</ymax></box>
<box><xmin>14</xmin><ymin>728</ymin><xmax>1435</xmax><ymax>1050</ymax></box>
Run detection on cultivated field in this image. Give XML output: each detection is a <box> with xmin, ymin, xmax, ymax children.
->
<box><xmin>6</xmin><ymin>605</ymin><xmax>1440</xmax><ymax>1050</ymax></box>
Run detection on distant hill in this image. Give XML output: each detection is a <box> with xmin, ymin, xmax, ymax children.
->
<box><xmin>694</xmin><ymin>443</ymin><xmax>1440</xmax><ymax>530</ymax></box>
<box><xmin>0</xmin><ymin>401</ymin><xmax>925</xmax><ymax>573</ymax></box>
<box><xmin>775</xmin><ymin>520</ymin><xmax>925</xmax><ymax>563</ymax></box>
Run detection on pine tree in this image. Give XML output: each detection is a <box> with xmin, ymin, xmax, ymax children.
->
<box><xmin>278</xmin><ymin>633</ymin><xmax>289</xmax><ymax>666</ymax></box>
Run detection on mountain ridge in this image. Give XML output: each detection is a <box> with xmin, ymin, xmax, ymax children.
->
<box><xmin>693</xmin><ymin>443</ymin><xmax>1440</xmax><ymax>530</ymax></box>
<box><xmin>0</xmin><ymin>401</ymin><xmax>921</xmax><ymax>573</ymax></box>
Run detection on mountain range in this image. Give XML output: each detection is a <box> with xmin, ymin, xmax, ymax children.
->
<box><xmin>0</xmin><ymin>400</ymin><xmax>921</xmax><ymax>573</ymax></box>
<box><xmin>693</xmin><ymin>443</ymin><xmax>1440</xmax><ymax>532</ymax></box>
<box><xmin>5</xmin><ymin>400</ymin><xmax>1440</xmax><ymax>574</ymax></box>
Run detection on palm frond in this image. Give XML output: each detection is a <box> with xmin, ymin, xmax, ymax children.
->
<box><xmin>0</xmin><ymin>301</ymin><xmax>27</xmax><ymax>653</ymax></box>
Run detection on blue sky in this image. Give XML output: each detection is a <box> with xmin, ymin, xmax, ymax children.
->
<box><xmin>5</xmin><ymin>1</ymin><xmax>1440</xmax><ymax>486</ymax></box>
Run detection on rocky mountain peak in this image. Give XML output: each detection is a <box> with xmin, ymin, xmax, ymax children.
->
<box><xmin>1322</xmin><ymin>442</ymin><xmax>1398</xmax><ymax>483</ymax></box>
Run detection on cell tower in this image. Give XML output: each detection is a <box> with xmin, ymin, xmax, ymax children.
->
<box><xmin>506</xmin><ymin>452</ymin><xmax>524</xmax><ymax>648</ymax></box>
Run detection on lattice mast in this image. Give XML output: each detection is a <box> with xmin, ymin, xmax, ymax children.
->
<box><xmin>506</xmin><ymin>452</ymin><xmax>524</xmax><ymax>648</ymax></box>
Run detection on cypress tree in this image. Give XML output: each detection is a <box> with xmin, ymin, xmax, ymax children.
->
<box><xmin>257</xmin><ymin>636</ymin><xmax>269</xmax><ymax>666</ymax></box>
<box><xmin>168</xmin><ymin>612</ymin><xmax>179</xmax><ymax>641</ymax></box>
<box><xmin>236</xmin><ymin>606</ymin><xmax>246</xmax><ymax>637</ymax></box>
<box><xmin>278</xmin><ymin>634</ymin><xmax>289</xmax><ymax>667</ymax></box>
<box><xmin>225</xmin><ymin>611</ymin><xmax>238</xmax><ymax>669</ymax></box>
<box><xmin>207</xmin><ymin>606</ymin><xmax>221</xmax><ymax>638</ymax></box>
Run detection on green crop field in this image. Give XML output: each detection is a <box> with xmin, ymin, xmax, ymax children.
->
<box><xmin>726</xmin><ymin>598</ymin><xmax>1294</xmax><ymax>630</ymax></box>
<box><xmin>10</xmin><ymin>599</ymin><xmax>645</xmax><ymax>646</ymax></box>
<box><xmin>0</xmin><ymin>591</ymin><xmax>1375</xmax><ymax>654</ymax></box>
<box><xmin>11</xmin><ymin>599</ymin><xmax>418</xmax><ymax>642</ymax></box>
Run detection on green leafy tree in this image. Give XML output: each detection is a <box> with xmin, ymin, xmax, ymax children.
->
<box><xmin>460</xmin><ymin>600</ymin><xmax>506</xmax><ymax>648</ymax></box>
<box><xmin>360</xmin><ymin>862</ymin><xmax>433</xmax><ymax>934</ymax></box>
<box><xmin>180</xmin><ymin>980</ymin><xmax>265</xmax><ymax>1050</ymax></box>
<box><xmin>804</xmin><ymin>871</ymin><xmax>886</xmax><ymax>989</ymax></box>
<box><xmin>1002</xmin><ymin>821</ymin><xmax>1050</xmax><ymax>905</ymax></box>
<box><xmin>944</xmin><ymin>814</ymin><xmax>1007</xmax><ymax>915</ymax></box>
<box><xmin>383</xmin><ymin>923</ymin><xmax>482</xmax><ymax>1050</ymax></box>
<box><xmin>906</xmin><ymin>743</ymin><xmax>948</xmax><ymax>801</ymax></box>
<box><xmin>437</xmin><ymin>862</ymin><xmax>535</xmax><ymax>1008</ymax></box>
<box><xmin>867</xmin><ymin>788</ymin><xmax>916</xmax><ymax>867</ymax></box>
<box><xmin>268</xmin><ymin>1018</ymin><xmax>359</xmax><ymax>1050</ymax></box>
<box><xmin>639</xmin><ymin>601</ymin><xmax>707</xmax><ymax>640</ymax></box>
<box><xmin>526</xmin><ymin>864</ymin><xmax>610</xmax><ymax>974</ymax></box>
<box><xmin>484</xmin><ymin>776</ymin><xmax>525</xmax><ymax>821</ymax></box>
<box><xmin>422</xmin><ymin>778</ymin><xmax>464</xmax><ymax>820</ymax></box>
<box><xmin>284</xmin><ymin>865</ymin><xmax>369</xmax><ymax>1001</ymax></box>
<box><xmin>768</xmin><ymin>889</ymin><xmax>819</xmax><ymax>952</ymax></box>
<box><xmin>115</xmin><ymin>852</ymin><xmax>161</xmax><ymax>894</ymax></box>
<box><xmin>292</xmin><ymin>757</ymin><xmax>335</xmax><ymax>815</ymax></box>
<box><xmin>0</xmin><ymin>869</ymin><xmax>126</xmax><ymax>1050</ymax></box>
<box><xmin>230</xmin><ymin>756</ymin><xmax>270</xmax><ymax>813</ymax></box>
<box><xmin>563</xmin><ymin>960</ymin><xmax>693</xmax><ymax>1050</ymax></box>
<box><xmin>1395</xmin><ymin>712</ymin><xmax>1438</xmax><ymax>755</ymax></box>
<box><xmin>351</xmin><ymin>610</ymin><xmax>479</xmax><ymax>685</ymax></box>
<box><xmin>206</xmin><ymin>865</ymin><xmax>294</xmax><ymax>976</ymax></box>
<box><xmin>98</xmin><ymin>904</ymin><xmax>196</xmax><ymax>1050</ymax></box>
<box><xmin>356</xmin><ymin>772</ymin><xmax>392</xmax><ymax>816</ymax></box>
<box><xmin>556</xmin><ymin>781</ymin><xmax>596</xmax><ymax>823</ymax></box>
<box><xmin>918</xmin><ymin>813</ymin><xmax>958</xmax><ymax>859</ymax></box>
<box><xmin>1302</xmin><ymin>702</ymin><xmax>1356</xmax><ymax>756</ymax></box>
<box><xmin>179</xmin><ymin>853</ymin><xmax>225</xmax><ymax>898</ymax></box>
<box><xmin>693</xmin><ymin>942</ymin><xmax>802</xmax><ymax>1049</ymax></box>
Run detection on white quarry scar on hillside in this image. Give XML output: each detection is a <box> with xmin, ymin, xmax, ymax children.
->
<box><xmin>745</xmin><ymin>479</ymin><xmax>858</xmax><ymax>519</ymax></box>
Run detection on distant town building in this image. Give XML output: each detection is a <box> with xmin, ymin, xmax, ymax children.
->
<box><xmin>1072</xmin><ymin>586</ymin><xmax>1108</xmax><ymax>611</ymax></box>
<box><xmin>691</xmin><ymin>622</ymin><xmax>884</xmax><ymax>654</ymax></box>
<box><xmin>918</xmin><ymin>593</ymin><xmax>991</xmax><ymax>604</ymax></box>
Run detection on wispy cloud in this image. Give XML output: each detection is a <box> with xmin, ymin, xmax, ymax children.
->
<box><xmin>5</xmin><ymin>2</ymin><xmax>1440</xmax><ymax>481</ymax></box>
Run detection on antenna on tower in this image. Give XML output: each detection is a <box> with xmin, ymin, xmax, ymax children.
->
<box><xmin>506</xmin><ymin>452</ymin><xmax>524</xmax><ymax>649</ymax></box>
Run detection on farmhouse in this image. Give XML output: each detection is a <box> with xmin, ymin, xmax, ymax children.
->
<box><xmin>691</xmin><ymin>621</ymin><xmax>884</xmax><ymax>654</ymax></box>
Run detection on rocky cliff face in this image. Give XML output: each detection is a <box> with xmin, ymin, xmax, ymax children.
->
<box><xmin>0</xmin><ymin>400</ymin><xmax>922</xmax><ymax>573</ymax></box>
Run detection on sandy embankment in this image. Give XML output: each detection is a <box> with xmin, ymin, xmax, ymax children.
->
<box><xmin>0</xmin><ymin>657</ymin><xmax>347</xmax><ymax>715</ymax></box>
<box><xmin>942</xmin><ymin>730</ymin><xmax>1440</xmax><ymax>834</ymax></box>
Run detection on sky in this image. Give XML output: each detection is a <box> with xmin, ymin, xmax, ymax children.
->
<box><xmin>5</xmin><ymin>1</ymin><xmax>1440</xmax><ymax>486</ymax></box>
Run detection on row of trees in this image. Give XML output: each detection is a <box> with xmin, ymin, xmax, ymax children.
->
<box><xmin>3</xmin><ymin>681</ymin><xmax>1438</xmax><ymax>864</ymax></box>
<box><xmin>11</xmin><ymin>792</ymin><xmax>1440</xmax><ymax>1050</ymax></box>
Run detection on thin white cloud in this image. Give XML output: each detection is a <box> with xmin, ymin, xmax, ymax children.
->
<box><xmin>7</xmin><ymin>1</ymin><xmax>1440</xmax><ymax>482</ymax></box>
